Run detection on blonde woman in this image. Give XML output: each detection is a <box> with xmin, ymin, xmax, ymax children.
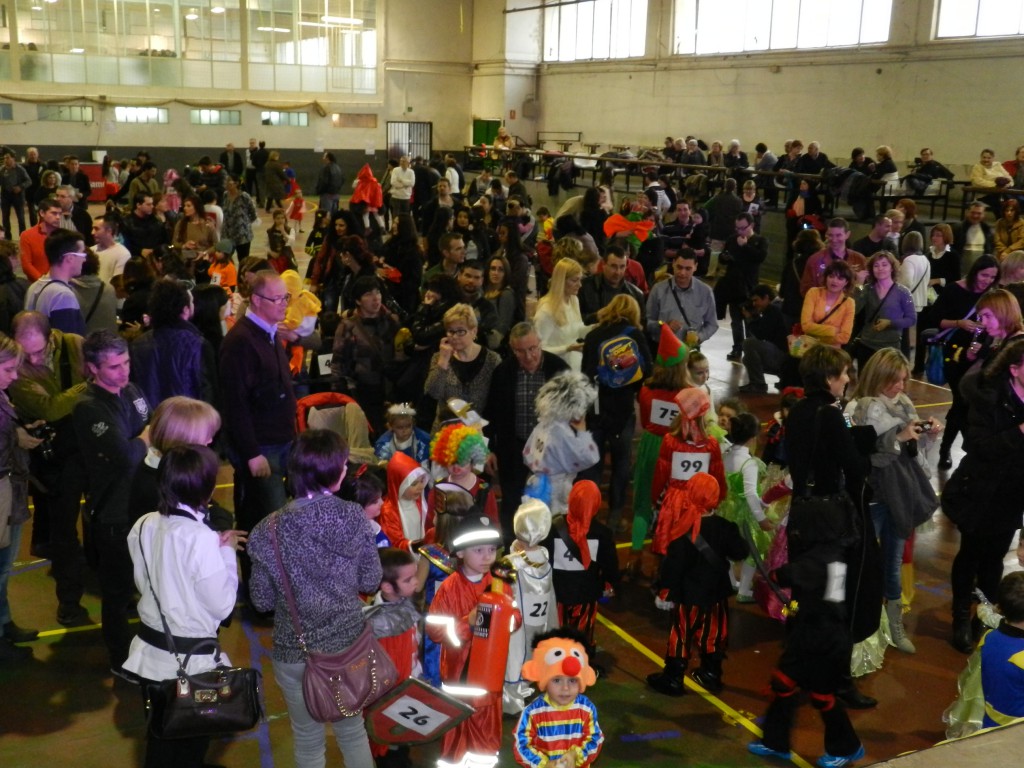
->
<box><xmin>534</xmin><ymin>258</ymin><xmax>590</xmax><ymax>372</ymax></box>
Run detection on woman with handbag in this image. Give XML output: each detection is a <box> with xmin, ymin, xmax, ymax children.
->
<box><xmin>849</xmin><ymin>349</ymin><xmax>941</xmax><ymax>655</ymax></box>
<box><xmin>124</xmin><ymin>445</ymin><xmax>248</xmax><ymax>768</ymax></box>
<box><xmin>932</xmin><ymin>255</ymin><xmax>1000</xmax><ymax>468</ymax></box>
<box><xmin>799</xmin><ymin>259</ymin><xmax>855</xmax><ymax>349</ymax></box>
<box><xmin>851</xmin><ymin>252</ymin><xmax>917</xmax><ymax>372</ymax></box>
<box><xmin>248</xmin><ymin>430</ymin><xmax>382</xmax><ymax>768</ymax></box>
<box><xmin>749</xmin><ymin>344</ymin><xmax>878</xmax><ymax>767</ymax></box>
<box><xmin>947</xmin><ymin>338</ymin><xmax>1024</xmax><ymax>653</ymax></box>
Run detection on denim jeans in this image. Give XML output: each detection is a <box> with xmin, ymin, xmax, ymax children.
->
<box><xmin>273</xmin><ymin>659</ymin><xmax>374</xmax><ymax>768</ymax></box>
<box><xmin>870</xmin><ymin>502</ymin><xmax>905</xmax><ymax>602</ymax></box>
<box><xmin>0</xmin><ymin>522</ymin><xmax>24</xmax><ymax>631</ymax></box>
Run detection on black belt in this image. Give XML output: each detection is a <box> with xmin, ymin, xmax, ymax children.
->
<box><xmin>137</xmin><ymin>623</ymin><xmax>218</xmax><ymax>655</ymax></box>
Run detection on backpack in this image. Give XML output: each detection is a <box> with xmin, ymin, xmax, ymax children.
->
<box><xmin>595</xmin><ymin>326</ymin><xmax>644</xmax><ymax>389</ymax></box>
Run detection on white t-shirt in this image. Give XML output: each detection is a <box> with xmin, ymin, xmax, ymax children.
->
<box><xmin>96</xmin><ymin>243</ymin><xmax>132</xmax><ymax>285</ymax></box>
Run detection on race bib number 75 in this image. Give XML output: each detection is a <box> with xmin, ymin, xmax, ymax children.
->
<box><xmin>650</xmin><ymin>398</ymin><xmax>680</xmax><ymax>428</ymax></box>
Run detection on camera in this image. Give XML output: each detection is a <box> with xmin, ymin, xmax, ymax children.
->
<box><xmin>917</xmin><ymin>421</ymin><xmax>933</xmax><ymax>432</ymax></box>
<box><xmin>24</xmin><ymin>423</ymin><xmax>57</xmax><ymax>463</ymax></box>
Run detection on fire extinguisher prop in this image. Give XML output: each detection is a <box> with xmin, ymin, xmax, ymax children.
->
<box><xmin>465</xmin><ymin>558</ymin><xmax>522</xmax><ymax>695</ymax></box>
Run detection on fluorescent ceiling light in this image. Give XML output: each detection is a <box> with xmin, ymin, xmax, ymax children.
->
<box><xmin>70</xmin><ymin>48</ymin><xmax>84</xmax><ymax>53</ymax></box>
<box><xmin>31</xmin><ymin>5</ymin><xmax>43</xmax><ymax>9</ymax></box>
<box><xmin>211</xmin><ymin>6</ymin><xmax>225</xmax><ymax>13</ymax></box>
<box><xmin>257</xmin><ymin>26</ymin><xmax>290</xmax><ymax>33</ymax></box>
<box><xmin>43</xmin><ymin>0</ymin><xmax>58</xmax><ymax>4</ymax></box>
<box><xmin>321</xmin><ymin>16</ymin><xmax>362</xmax><ymax>24</ymax></box>
<box><xmin>185</xmin><ymin>9</ymin><xmax>198</xmax><ymax>20</ymax></box>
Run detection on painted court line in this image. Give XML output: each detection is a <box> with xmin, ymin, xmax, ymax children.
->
<box><xmin>596</xmin><ymin>612</ymin><xmax>815</xmax><ymax>768</ymax></box>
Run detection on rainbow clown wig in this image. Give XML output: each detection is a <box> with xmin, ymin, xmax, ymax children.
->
<box><xmin>430</xmin><ymin>424</ymin><xmax>488</xmax><ymax>468</ymax></box>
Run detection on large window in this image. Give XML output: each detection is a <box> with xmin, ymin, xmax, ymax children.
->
<box><xmin>38</xmin><ymin>105</ymin><xmax>94</xmax><ymax>122</ymax></box>
<box><xmin>9</xmin><ymin>0</ymin><xmax>376</xmax><ymax>93</ymax></box>
<box><xmin>543</xmin><ymin>0</ymin><xmax>648</xmax><ymax>62</ymax></box>
<box><xmin>190</xmin><ymin>109</ymin><xmax>241</xmax><ymax>125</ymax></box>
<box><xmin>115</xmin><ymin>107</ymin><xmax>169</xmax><ymax>124</ymax></box>
<box><xmin>261</xmin><ymin>110</ymin><xmax>308</xmax><ymax>127</ymax></box>
<box><xmin>936</xmin><ymin>0</ymin><xmax>1024</xmax><ymax>38</ymax></box>
<box><xmin>673</xmin><ymin>0</ymin><xmax>891</xmax><ymax>55</ymax></box>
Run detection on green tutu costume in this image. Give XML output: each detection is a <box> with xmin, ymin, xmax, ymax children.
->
<box><xmin>717</xmin><ymin>454</ymin><xmax>772</xmax><ymax>559</ymax></box>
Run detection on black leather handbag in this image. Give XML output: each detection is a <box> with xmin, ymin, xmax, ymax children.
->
<box><xmin>138</xmin><ymin>516</ymin><xmax>263</xmax><ymax>739</ymax></box>
<box><xmin>145</xmin><ymin>642</ymin><xmax>263</xmax><ymax>739</ymax></box>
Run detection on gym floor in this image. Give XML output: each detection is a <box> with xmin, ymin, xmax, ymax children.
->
<box><xmin>0</xmin><ymin>322</ymin><xmax>973</xmax><ymax>768</ymax></box>
<box><xmin>0</xmin><ymin>186</ymin><xmax>988</xmax><ymax>766</ymax></box>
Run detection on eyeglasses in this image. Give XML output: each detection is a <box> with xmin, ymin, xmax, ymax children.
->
<box><xmin>446</xmin><ymin>328</ymin><xmax>470</xmax><ymax>337</ymax></box>
<box><xmin>68</xmin><ymin>251</ymin><xmax>89</xmax><ymax>259</ymax></box>
<box><xmin>255</xmin><ymin>293</ymin><xmax>291</xmax><ymax>305</ymax></box>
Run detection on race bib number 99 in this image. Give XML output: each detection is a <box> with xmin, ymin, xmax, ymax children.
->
<box><xmin>670</xmin><ymin>452</ymin><xmax>710</xmax><ymax>482</ymax></box>
<box><xmin>650</xmin><ymin>398</ymin><xmax>680</xmax><ymax>428</ymax></box>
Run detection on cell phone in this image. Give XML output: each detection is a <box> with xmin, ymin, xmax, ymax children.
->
<box><xmin>917</xmin><ymin>421</ymin><xmax>932</xmax><ymax>432</ymax></box>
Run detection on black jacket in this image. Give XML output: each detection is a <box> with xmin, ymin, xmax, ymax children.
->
<box><xmin>484</xmin><ymin>351</ymin><xmax>568</xmax><ymax>454</ymax></box>
<box><xmin>578</xmin><ymin>274</ymin><xmax>646</xmax><ymax>325</ymax></box>
<box><xmin>73</xmin><ymin>383</ymin><xmax>150</xmax><ymax>527</ymax></box>
<box><xmin>546</xmin><ymin>517</ymin><xmax>620</xmax><ymax>605</ymax></box>
<box><xmin>660</xmin><ymin>517</ymin><xmax>748</xmax><ymax>606</ymax></box>
<box><xmin>130</xmin><ymin>319</ymin><xmax>217</xmax><ymax>409</ymax></box>
<box><xmin>953</xmin><ymin>220</ymin><xmax>995</xmax><ymax>257</ymax></box>
<box><xmin>746</xmin><ymin>302</ymin><xmax>789</xmax><ymax>351</ymax></box>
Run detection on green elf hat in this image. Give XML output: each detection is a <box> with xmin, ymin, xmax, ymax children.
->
<box><xmin>655</xmin><ymin>324</ymin><xmax>687</xmax><ymax>367</ymax></box>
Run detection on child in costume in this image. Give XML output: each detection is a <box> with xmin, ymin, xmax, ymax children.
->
<box><xmin>717</xmin><ymin>413</ymin><xmax>774</xmax><ymax>603</ymax></box>
<box><xmin>629</xmin><ymin>325</ymin><xmax>690</xmax><ymax>578</ymax></box>
<box><xmin>268</xmin><ymin>209</ymin><xmax>299</xmax><ymax>274</ymax></box>
<box><xmin>429</xmin><ymin>423</ymin><xmax>498</xmax><ymax>525</ymax></box>
<box><xmin>523</xmin><ymin>372</ymin><xmax>600</xmax><ymax>516</ymax></box>
<box><xmin>686</xmin><ymin>350</ymin><xmax>716</xmax><ymax>430</ymax></box>
<box><xmin>279</xmin><ymin>268</ymin><xmax>321</xmax><ymax>375</ymax></box>
<box><xmin>548</xmin><ymin>480</ymin><xmax>619</xmax><ymax>668</ymax></box>
<box><xmin>425</xmin><ymin>514</ymin><xmax>513</xmax><ymax>768</ymax></box>
<box><xmin>417</xmin><ymin>483</ymin><xmax>473</xmax><ymax>688</ymax></box>
<box><xmin>374</xmin><ymin>402</ymin><xmax>431</xmax><ymax>467</ymax></box>
<box><xmin>647</xmin><ymin>471</ymin><xmax>747</xmax><ymax>696</ymax></box>
<box><xmin>379</xmin><ymin>452</ymin><xmax>430</xmax><ymax>554</ymax></box>
<box><xmin>207</xmin><ymin>239</ymin><xmax>238</xmax><ymax>293</ymax></box>
<box><xmin>980</xmin><ymin>571</ymin><xmax>1024</xmax><ymax>730</ymax></box>
<box><xmin>943</xmin><ymin>588</ymin><xmax>1005</xmax><ymax>739</ymax></box>
<box><xmin>285</xmin><ymin>188</ymin><xmax>307</xmax><ymax>232</ymax></box>
<box><xmin>715</xmin><ymin>397</ymin><xmax>746</xmax><ymax>435</ymax></box>
<box><xmin>504</xmin><ymin>498</ymin><xmax>557</xmax><ymax>715</ymax></box>
<box><xmin>348</xmin><ymin>465</ymin><xmax>390</xmax><ymax>548</ymax></box>
<box><xmin>514</xmin><ymin>628</ymin><xmax>604</xmax><ymax>768</ymax></box>
<box><xmin>651</xmin><ymin>387</ymin><xmax>727</xmax><ymax>558</ymax></box>
<box><xmin>364</xmin><ymin>547</ymin><xmax>421</xmax><ymax>768</ymax></box>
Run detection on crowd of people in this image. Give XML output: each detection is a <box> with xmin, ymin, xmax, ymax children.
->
<box><xmin>3</xmin><ymin>134</ymin><xmax>1024</xmax><ymax>768</ymax></box>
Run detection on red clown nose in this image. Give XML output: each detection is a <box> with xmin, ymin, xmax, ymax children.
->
<box><xmin>562</xmin><ymin>657</ymin><xmax>581</xmax><ymax>677</ymax></box>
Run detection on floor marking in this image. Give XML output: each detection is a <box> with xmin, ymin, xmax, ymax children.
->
<box><xmin>34</xmin><ymin>618</ymin><xmax>139</xmax><ymax>639</ymax></box>
<box><xmin>596</xmin><ymin>612</ymin><xmax>815</xmax><ymax>768</ymax></box>
<box><xmin>620</xmin><ymin>729</ymin><xmax>682</xmax><ymax>742</ymax></box>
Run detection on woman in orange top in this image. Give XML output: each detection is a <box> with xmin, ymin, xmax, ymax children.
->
<box><xmin>800</xmin><ymin>260</ymin><xmax>855</xmax><ymax>347</ymax></box>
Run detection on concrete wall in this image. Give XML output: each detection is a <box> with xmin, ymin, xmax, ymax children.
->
<box><xmin>1</xmin><ymin>0</ymin><xmax>1022</xmax><ymax>178</ymax></box>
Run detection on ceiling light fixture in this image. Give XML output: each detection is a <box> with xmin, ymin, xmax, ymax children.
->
<box><xmin>185</xmin><ymin>9</ymin><xmax>198</xmax><ymax>20</ymax></box>
<box><xmin>211</xmin><ymin>6</ymin><xmax>225</xmax><ymax>13</ymax></box>
<box><xmin>256</xmin><ymin>26</ymin><xmax>290</xmax><ymax>33</ymax></box>
<box><xmin>321</xmin><ymin>15</ymin><xmax>362</xmax><ymax>25</ymax></box>
<box><xmin>70</xmin><ymin>48</ymin><xmax>84</xmax><ymax>53</ymax></box>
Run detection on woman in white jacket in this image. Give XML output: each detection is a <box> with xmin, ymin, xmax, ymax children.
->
<box><xmin>534</xmin><ymin>257</ymin><xmax>590</xmax><ymax>372</ymax></box>
<box><xmin>124</xmin><ymin>446</ymin><xmax>247</xmax><ymax>768</ymax></box>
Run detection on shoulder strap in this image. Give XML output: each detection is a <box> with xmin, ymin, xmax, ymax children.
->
<box><xmin>84</xmin><ymin>282</ymin><xmax>105</xmax><ymax>323</ymax></box>
<box><xmin>865</xmin><ymin>284</ymin><xmax>895</xmax><ymax>326</ymax></box>
<box><xmin>269</xmin><ymin>512</ymin><xmax>310</xmax><ymax>654</ymax></box>
<box><xmin>58</xmin><ymin>335</ymin><xmax>73</xmax><ymax>391</ymax></box>
<box><xmin>27</xmin><ymin>279</ymin><xmax>57</xmax><ymax>312</ymax></box>
<box><xmin>803</xmin><ymin>406</ymin><xmax>827</xmax><ymax>496</ymax></box>
<box><xmin>553</xmin><ymin>515</ymin><xmax>585</xmax><ymax>565</ymax></box>
<box><xmin>668</xmin><ymin>285</ymin><xmax>692</xmax><ymax>328</ymax></box>
<box><xmin>816</xmin><ymin>295</ymin><xmax>848</xmax><ymax>324</ymax></box>
<box><xmin>691</xmin><ymin>533</ymin><xmax>728</xmax><ymax>572</ymax></box>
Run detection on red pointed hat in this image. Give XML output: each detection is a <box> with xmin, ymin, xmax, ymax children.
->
<box><xmin>655</xmin><ymin>324</ymin><xmax>687</xmax><ymax>368</ymax></box>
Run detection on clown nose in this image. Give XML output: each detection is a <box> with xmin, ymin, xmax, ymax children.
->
<box><xmin>562</xmin><ymin>657</ymin><xmax>581</xmax><ymax>676</ymax></box>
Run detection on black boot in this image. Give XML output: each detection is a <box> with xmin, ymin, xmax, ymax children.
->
<box><xmin>646</xmin><ymin>657</ymin><xmax>686</xmax><ymax>696</ymax></box>
<box><xmin>835</xmin><ymin>673</ymin><xmax>877</xmax><ymax>709</ymax></box>
<box><xmin>691</xmin><ymin>652</ymin><xmax>724</xmax><ymax>693</ymax></box>
<box><xmin>951</xmin><ymin>603</ymin><xmax>974</xmax><ymax>654</ymax></box>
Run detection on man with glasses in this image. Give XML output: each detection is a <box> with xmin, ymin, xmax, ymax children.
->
<box><xmin>483</xmin><ymin>321</ymin><xmax>569</xmax><ymax>543</ymax></box>
<box><xmin>23</xmin><ymin>229</ymin><xmax>87</xmax><ymax>335</ymax></box>
<box><xmin>219</xmin><ymin>270</ymin><xmax>297</xmax><ymax>601</ymax></box>
<box><xmin>718</xmin><ymin>212</ymin><xmax>768</xmax><ymax>362</ymax></box>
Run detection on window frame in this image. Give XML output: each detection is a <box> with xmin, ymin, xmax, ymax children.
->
<box><xmin>189</xmin><ymin>108</ymin><xmax>242</xmax><ymax>126</ymax></box>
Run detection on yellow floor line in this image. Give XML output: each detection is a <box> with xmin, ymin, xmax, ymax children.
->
<box><xmin>916</xmin><ymin>401</ymin><xmax>952</xmax><ymax>408</ymax></box>
<box><xmin>596</xmin><ymin>612</ymin><xmax>815</xmax><ymax>768</ymax></box>
<box><xmin>34</xmin><ymin>617</ymin><xmax>139</xmax><ymax>639</ymax></box>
